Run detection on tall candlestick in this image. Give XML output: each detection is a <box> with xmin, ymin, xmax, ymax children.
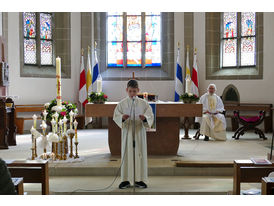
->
<box><xmin>59</xmin><ymin>119</ymin><xmax>63</xmax><ymax>140</ymax></box>
<box><xmin>56</xmin><ymin>57</ymin><xmax>62</xmax><ymax>107</ymax></box>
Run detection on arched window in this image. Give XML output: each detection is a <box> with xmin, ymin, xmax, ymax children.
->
<box><xmin>107</xmin><ymin>12</ymin><xmax>161</xmax><ymax>68</ymax></box>
<box><xmin>221</xmin><ymin>12</ymin><xmax>256</xmax><ymax>68</ymax></box>
<box><xmin>23</xmin><ymin>12</ymin><xmax>53</xmax><ymax>66</ymax></box>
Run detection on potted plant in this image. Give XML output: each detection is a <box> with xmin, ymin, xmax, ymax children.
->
<box><xmin>180</xmin><ymin>93</ymin><xmax>199</xmax><ymax>104</ymax></box>
<box><xmin>88</xmin><ymin>92</ymin><xmax>108</xmax><ymax>104</ymax></box>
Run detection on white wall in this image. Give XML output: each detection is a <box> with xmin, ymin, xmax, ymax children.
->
<box><xmin>8</xmin><ymin>12</ymin><xmax>274</xmax><ymax>105</ymax></box>
<box><xmin>194</xmin><ymin>12</ymin><xmax>274</xmax><ymax>104</ymax></box>
<box><xmin>8</xmin><ymin>12</ymin><xmax>81</xmax><ymax>105</ymax></box>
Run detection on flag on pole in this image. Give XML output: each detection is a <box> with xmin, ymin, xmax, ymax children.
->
<box><xmin>191</xmin><ymin>48</ymin><xmax>199</xmax><ymax>96</ymax></box>
<box><xmin>79</xmin><ymin>50</ymin><xmax>88</xmax><ymax>107</ymax></box>
<box><xmin>174</xmin><ymin>44</ymin><xmax>183</xmax><ymax>102</ymax></box>
<box><xmin>86</xmin><ymin>46</ymin><xmax>92</xmax><ymax>94</ymax></box>
<box><xmin>92</xmin><ymin>46</ymin><xmax>100</xmax><ymax>91</ymax></box>
<box><xmin>185</xmin><ymin>46</ymin><xmax>191</xmax><ymax>79</ymax></box>
<box><xmin>185</xmin><ymin>46</ymin><xmax>192</xmax><ymax>93</ymax></box>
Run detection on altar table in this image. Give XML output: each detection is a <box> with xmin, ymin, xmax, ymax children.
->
<box><xmin>86</xmin><ymin>102</ymin><xmax>202</xmax><ymax>155</ymax></box>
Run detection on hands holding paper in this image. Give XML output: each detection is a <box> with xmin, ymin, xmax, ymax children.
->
<box><xmin>122</xmin><ymin>114</ymin><xmax>146</xmax><ymax>121</ymax></box>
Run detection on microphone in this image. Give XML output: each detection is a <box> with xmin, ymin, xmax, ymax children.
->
<box><xmin>132</xmin><ymin>96</ymin><xmax>136</xmax><ymax>102</ymax></box>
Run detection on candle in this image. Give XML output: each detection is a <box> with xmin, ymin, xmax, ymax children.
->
<box><xmin>43</xmin><ymin>110</ymin><xmax>48</xmax><ymax>121</ymax></box>
<box><xmin>53</xmin><ymin>112</ymin><xmax>59</xmax><ymax>132</ymax></box>
<box><xmin>56</xmin><ymin>57</ymin><xmax>62</xmax><ymax>107</ymax></box>
<box><xmin>63</xmin><ymin>116</ymin><xmax>68</xmax><ymax>133</ymax></box>
<box><xmin>51</xmin><ymin>119</ymin><xmax>56</xmax><ymax>134</ymax></box>
<box><xmin>59</xmin><ymin>120</ymin><xmax>63</xmax><ymax>140</ymax></box>
<box><xmin>69</xmin><ymin>110</ymin><xmax>74</xmax><ymax>130</ymax></box>
<box><xmin>32</xmin><ymin>114</ymin><xmax>37</xmax><ymax>129</ymax></box>
<box><xmin>97</xmin><ymin>74</ymin><xmax>103</xmax><ymax>93</ymax></box>
<box><xmin>185</xmin><ymin>77</ymin><xmax>192</xmax><ymax>94</ymax></box>
<box><xmin>74</xmin><ymin>120</ymin><xmax>78</xmax><ymax>142</ymax></box>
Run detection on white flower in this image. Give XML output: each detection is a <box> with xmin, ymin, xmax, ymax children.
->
<box><xmin>44</xmin><ymin>103</ymin><xmax>50</xmax><ymax>108</ymax></box>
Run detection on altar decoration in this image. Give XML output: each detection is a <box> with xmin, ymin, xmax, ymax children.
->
<box><xmin>29</xmin><ymin>57</ymin><xmax>80</xmax><ymax>161</ymax></box>
<box><xmin>180</xmin><ymin>93</ymin><xmax>199</xmax><ymax>104</ymax></box>
<box><xmin>88</xmin><ymin>92</ymin><xmax>108</xmax><ymax>104</ymax></box>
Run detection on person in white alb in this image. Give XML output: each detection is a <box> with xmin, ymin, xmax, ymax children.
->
<box><xmin>198</xmin><ymin>84</ymin><xmax>227</xmax><ymax>141</ymax></box>
<box><xmin>113</xmin><ymin>80</ymin><xmax>154</xmax><ymax>189</ymax></box>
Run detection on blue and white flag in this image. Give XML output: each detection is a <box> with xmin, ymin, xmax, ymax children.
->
<box><xmin>92</xmin><ymin>48</ymin><xmax>102</xmax><ymax>92</ymax></box>
<box><xmin>174</xmin><ymin>47</ymin><xmax>184</xmax><ymax>102</ymax></box>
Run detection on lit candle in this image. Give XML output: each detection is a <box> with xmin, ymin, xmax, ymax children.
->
<box><xmin>97</xmin><ymin>74</ymin><xmax>103</xmax><ymax>93</ymax></box>
<box><xmin>56</xmin><ymin>57</ymin><xmax>62</xmax><ymax>107</ymax></box>
<box><xmin>43</xmin><ymin>110</ymin><xmax>48</xmax><ymax>121</ymax></box>
<box><xmin>69</xmin><ymin>110</ymin><xmax>74</xmax><ymax>130</ymax></box>
<box><xmin>74</xmin><ymin>120</ymin><xmax>78</xmax><ymax>142</ymax></box>
<box><xmin>32</xmin><ymin>114</ymin><xmax>37</xmax><ymax>129</ymax></box>
<box><xmin>63</xmin><ymin>116</ymin><xmax>68</xmax><ymax>133</ymax></box>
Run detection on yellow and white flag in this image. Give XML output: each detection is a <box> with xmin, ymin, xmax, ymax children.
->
<box><xmin>86</xmin><ymin>47</ymin><xmax>92</xmax><ymax>95</ymax></box>
<box><xmin>185</xmin><ymin>46</ymin><xmax>192</xmax><ymax>93</ymax></box>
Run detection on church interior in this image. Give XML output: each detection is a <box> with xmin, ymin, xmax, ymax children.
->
<box><xmin>0</xmin><ymin>1</ymin><xmax>274</xmax><ymax>203</ymax></box>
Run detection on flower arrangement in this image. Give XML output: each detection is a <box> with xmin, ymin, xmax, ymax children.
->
<box><xmin>88</xmin><ymin>92</ymin><xmax>108</xmax><ymax>104</ymax></box>
<box><xmin>180</xmin><ymin>93</ymin><xmax>199</xmax><ymax>104</ymax></box>
<box><xmin>43</xmin><ymin>99</ymin><xmax>78</xmax><ymax>121</ymax></box>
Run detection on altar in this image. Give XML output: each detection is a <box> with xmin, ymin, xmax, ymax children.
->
<box><xmin>85</xmin><ymin>102</ymin><xmax>202</xmax><ymax>155</ymax></box>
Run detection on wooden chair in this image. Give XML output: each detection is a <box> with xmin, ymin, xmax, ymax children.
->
<box><xmin>194</xmin><ymin>110</ymin><xmax>226</xmax><ymax>140</ymax></box>
<box><xmin>15</xmin><ymin>104</ymin><xmax>44</xmax><ymax>134</ymax></box>
<box><xmin>232</xmin><ymin>110</ymin><xmax>266</xmax><ymax>140</ymax></box>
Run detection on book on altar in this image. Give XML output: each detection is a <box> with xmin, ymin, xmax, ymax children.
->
<box><xmin>251</xmin><ymin>158</ymin><xmax>272</xmax><ymax>165</ymax></box>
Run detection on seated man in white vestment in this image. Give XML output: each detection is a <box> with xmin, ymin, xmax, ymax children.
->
<box><xmin>198</xmin><ymin>84</ymin><xmax>227</xmax><ymax>141</ymax></box>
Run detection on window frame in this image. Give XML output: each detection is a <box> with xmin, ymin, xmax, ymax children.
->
<box><xmin>106</xmin><ymin>12</ymin><xmax>162</xmax><ymax>69</ymax></box>
<box><xmin>220</xmin><ymin>12</ymin><xmax>257</xmax><ymax>69</ymax></box>
<box><xmin>23</xmin><ymin>12</ymin><xmax>54</xmax><ymax>67</ymax></box>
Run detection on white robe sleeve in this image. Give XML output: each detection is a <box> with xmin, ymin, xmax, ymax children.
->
<box><xmin>113</xmin><ymin>102</ymin><xmax>124</xmax><ymax>129</ymax></box>
<box><xmin>143</xmin><ymin>102</ymin><xmax>154</xmax><ymax>128</ymax></box>
<box><xmin>216</xmin><ymin>96</ymin><xmax>225</xmax><ymax>113</ymax></box>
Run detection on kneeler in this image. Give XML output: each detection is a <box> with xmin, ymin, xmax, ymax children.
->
<box><xmin>232</xmin><ymin>110</ymin><xmax>267</xmax><ymax>140</ymax></box>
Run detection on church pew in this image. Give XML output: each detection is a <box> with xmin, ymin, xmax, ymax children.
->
<box><xmin>233</xmin><ymin>160</ymin><xmax>274</xmax><ymax>195</ymax></box>
<box><xmin>12</xmin><ymin>177</ymin><xmax>24</xmax><ymax>195</ymax></box>
<box><xmin>7</xmin><ymin>160</ymin><xmax>49</xmax><ymax>195</ymax></box>
<box><xmin>224</xmin><ymin>103</ymin><xmax>272</xmax><ymax>133</ymax></box>
<box><xmin>15</xmin><ymin>104</ymin><xmax>44</xmax><ymax>134</ymax></box>
<box><xmin>261</xmin><ymin>177</ymin><xmax>274</xmax><ymax>195</ymax></box>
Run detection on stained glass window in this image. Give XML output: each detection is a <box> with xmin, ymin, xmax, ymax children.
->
<box><xmin>221</xmin><ymin>12</ymin><xmax>256</xmax><ymax>68</ymax></box>
<box><xmin>107</xmin><ymin>12</ymin><xmax>161</xmax><ymax>68</ymax></box>
<box><xmin>23</xmin><ymin>12</ymin><xmax>53</xmax><ymax>66</ymax></box>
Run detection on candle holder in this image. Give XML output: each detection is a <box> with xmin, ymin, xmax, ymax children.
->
<box><xmin>31</xmin><ymin>148</ymin><xmax>35</xmax><ymax>160</ymax></box>
<box><xmin>55</xmin><ymin>142</ymin><xmax>59</xmax><ymax>160</ymax></box>
<box><xmin>59</xmin><ymin>140</ymin><xmax>64</xmax><ymax>160</ymax></box>
<box><xmin>74</xmin><ymin>141</ymin><xmax>79</xmax><ymax>159</ymax></box>
<box><xmin>69</xmin><ymin>134</ymin><xmax>74</xmax><ymax>158</ymax></box>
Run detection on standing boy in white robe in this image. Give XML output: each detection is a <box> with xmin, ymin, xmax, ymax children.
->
<box><xmin>198</xmin><ymin>84</ymin><xmax>227</xmax><ymax>141</ymax></box>
<box><xmin>113</xmin><ymin>80</ymin><xmax>154</xmax><ymax>189</ymax></box>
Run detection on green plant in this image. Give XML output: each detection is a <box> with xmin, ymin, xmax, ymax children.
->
<box><xmin>180</xmin><ymin>93</ymin><xmax>199</xmax><ymax>103</ymax></box>
<box><xmin>88</xmin><ymin>92</ymin><xmax>108</xmax><ymax>103</ymax></box>
<box><xmin>43</xmin><ymin>99</ymin><xmax>78</xmax><ymax>121</ymax></box>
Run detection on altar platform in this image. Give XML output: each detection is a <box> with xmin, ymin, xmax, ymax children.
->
<box><xmin>0</xmin><ymin>129</ymin><xmax>271</xmax><ymax>194</ymax></box>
